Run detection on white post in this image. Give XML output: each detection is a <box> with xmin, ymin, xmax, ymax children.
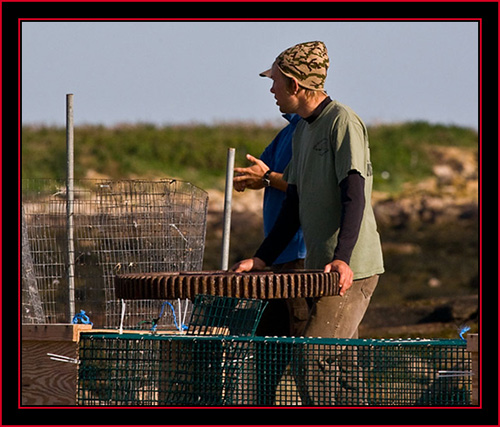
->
<box><xmin>66</xmin><ymin>94</ymin><xmax>76</xmax><ymax>320</ymax></box>
<box><xmin>221</xmin><ymin>148</ymin><xmax>235</xmax><ymax>270</ymax></box>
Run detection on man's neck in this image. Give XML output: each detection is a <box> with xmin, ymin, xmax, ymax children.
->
<box><xmin>295</xmin><ymin>92</ymin><xmax>326</xmax><ymax>117</ymax></box>
<box><xmin>298</xmin><ymin>95</ymin><xmax>331</xmax><ymax>123</ymax></box>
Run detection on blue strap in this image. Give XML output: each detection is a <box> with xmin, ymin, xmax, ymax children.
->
<box><xmin>72</xmin><ymin>310</ymin><xmax>93</xmax><ymax>326</ymax></box>
<box><xmin>138</xmin><ymin>301</ymin><xmax>188</xmax><ymax>332</ymax></box>
<box><xmin>459</xmin><ymin>325</ymin><xmax>471</xmax><ymax>341</ymax></box>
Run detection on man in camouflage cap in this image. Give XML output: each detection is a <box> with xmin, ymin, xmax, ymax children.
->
<box><xmin>232</xmin><ymin>41</ymin><xmax>384</xmax><ymax>404</ymax></box>
<box><xmin>259</xmin><ymin>40</ymin><xmax>329</xmax><ymax>91</ymax></box>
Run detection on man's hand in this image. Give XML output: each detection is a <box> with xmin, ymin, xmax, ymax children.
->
<box><xmin>230</xmin><ymin>257</ymin><xmax>266</xmax><ymax>272</ymax></box>
<box><xmin>324</xmin><ymin>259</ymin><xmax>353</xmax><ymax>296</ymax></box>
<box><xmin>233</xmin><ymin>154</ymin><xmax>269</xmax><ymax>192</ymax></box>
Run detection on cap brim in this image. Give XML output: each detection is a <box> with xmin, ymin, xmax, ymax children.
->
<box><xmin>259</xmin><ymin>68</ymin><xmax>272</xmax><ymax>78</ymax></box>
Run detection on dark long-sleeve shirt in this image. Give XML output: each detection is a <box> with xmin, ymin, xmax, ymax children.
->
<box><xmin>255</xmin><ymin>173</ymin><xmax>365</xmax><ymax>266</ymax></box>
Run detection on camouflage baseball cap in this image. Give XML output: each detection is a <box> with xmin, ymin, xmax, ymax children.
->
<box><xmin>260</xmin><ymin>41</ymin><xmax>329</xmax><ymax>91</ymax></box>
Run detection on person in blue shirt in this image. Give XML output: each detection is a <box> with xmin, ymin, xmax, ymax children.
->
<box><xmin>233</xmin><ymin>113</ymin><xmax>306</xmax><ymax>270</ymax></box>
<box><xmin>233</xmin><ymin>114</ymin><xmax>307</xmax><ymax>405</ymax></box>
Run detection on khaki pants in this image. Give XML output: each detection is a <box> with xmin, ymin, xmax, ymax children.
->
<box><xmin>301</xmin><ymin>274</ymin><xmax>379</xmax><ymax>338</ymax></box>
<box><xmin>255</xmin><ymin>274</ymin><xmax>379</xmax><ymax>405</ymax></box>
<box><xmin>295</xmin><ymin>275</ymin><xmax>379</xmax><ymax>405</ymax></box>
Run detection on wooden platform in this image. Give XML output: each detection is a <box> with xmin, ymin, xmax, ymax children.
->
<box><xmin>21</xmin><ymin>324</ymin><xmax>92</xmax><ymax>406</ymax></box>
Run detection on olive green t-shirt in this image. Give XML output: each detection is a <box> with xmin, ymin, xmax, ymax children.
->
<box><xmin>284</xmin><ymin>100</ymin><xmax>384</xmax><ymax>280</ymax></box>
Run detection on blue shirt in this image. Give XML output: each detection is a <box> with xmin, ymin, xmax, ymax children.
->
<box><xmin>260</xmin><ymin>114</ymin><xmax>306</xmax><ymax>264</ymax></box>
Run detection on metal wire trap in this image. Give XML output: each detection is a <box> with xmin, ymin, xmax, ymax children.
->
<box><xmin>22</xmin><ymin>178</ymin><xmax>208</xmax><ymax>328</ymax></box>
<box><xmin>78</xmin><ymin>335</ymin><xmax>473</xmax><ymax>406</ymax></box>
<box><xmin>186</xmin><ymin>294</ymin><xmax>268</xmax><ymax>336</ymax></box>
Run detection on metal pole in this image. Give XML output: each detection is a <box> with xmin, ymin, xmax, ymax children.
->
<box><xmin>66</xmin><ymin>93</ymin><xmax>76</xmax><ymax>320</ymax></box>
<box><xmin>221</xmin><ymin>148</ymin><xmax>235</xmax><ymax>270</ymax></box>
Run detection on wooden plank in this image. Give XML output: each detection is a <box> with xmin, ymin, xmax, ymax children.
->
<box><xmin>21</xmin><ymin>324</ymin><xmax>91</xmax><ymax>405</ymax></box>
<box><xmin>466</xmin><ymin>333</ymin><xmax>478</xmax><ymax>352</ymax></box>
<box><xmin>22</xmin><ymin>324</ymin><xmax>92</xmax><ymax>342</ymax></box>
<box><xmin>21</xmin><ymin>340</ymin><xmax>78</xmax><ymax>405</ymax></box>
<box><xmin>467</xmin><ymin>334</ymin><xmax>479</xmax><ymax>406</ymax></box>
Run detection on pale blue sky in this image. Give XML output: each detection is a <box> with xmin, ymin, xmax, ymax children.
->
<box><xmin>21</xmin><ymin>20</ymin><xmax>479</xmax><ymax>129</ymax></box>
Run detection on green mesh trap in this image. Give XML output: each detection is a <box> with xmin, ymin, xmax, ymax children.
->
<box><xmin>186</xmin><ymin>294</ymin><xmax>268</xmax><ymax>336</ymax></box>
<box><xmin>78</xmin><ymin>334</ymin><xmax>472</xmax><ymax>406</ymax></box>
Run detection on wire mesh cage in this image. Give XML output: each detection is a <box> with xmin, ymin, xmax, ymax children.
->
<box><xmin>77</xmin><ymin>334</ymin><xmax>473</xmax><ymax>406</ymax></box>
<box><xmin>21</xmin><ymin>179</ymin><xmax>208</xmax><ymax>328</ymax></box>
<box><xmin>186</xmin><ymin>295</ymin><xmax>268</xmax><ymax>336</ymax></box>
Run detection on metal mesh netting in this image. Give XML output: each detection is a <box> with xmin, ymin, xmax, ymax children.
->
<box><xmin>77</xmin><ymin>335</ymin><xmax>472</xmax><ymax>406</ymax></box>
<box><xmin>186</xmin><ymin>295</ymin><xmax>268</xmax><ymax>336</ymax></box>
<box><xmin>21</xmin><ymin>179</ymin><xmax>208</xmax><ymax>328</ymax></box>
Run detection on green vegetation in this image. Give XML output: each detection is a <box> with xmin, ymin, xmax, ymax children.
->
<box><xmin>22</xmin><ymin>121</ymin><xmax>477</xmax><ymax>193</ymax></box>
<box><xmin>368</xmin><ymin>121</ymin><xmax>477</xmax><ymax>192</ymax></box>
<box><xmin>22</xmin><ymin>123</ymin><xmax>277</xmax><ymax>190</ymax></box>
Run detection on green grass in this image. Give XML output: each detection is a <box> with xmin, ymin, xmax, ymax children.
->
<box><xmin>22</xmin><ymin>121</ymin><xmax>478</xmax><ymax>193</ymax></box>
<box><xmin>22</xmin><ymin>123</ymin><xmax>279</xmax><ymax>190</ymax></box>
<box><xmin>368</xmin><ymin>121</ymin><xmax>477</xmax><ymax>193</ymax></box>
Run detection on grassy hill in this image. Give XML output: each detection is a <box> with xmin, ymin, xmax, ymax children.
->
<box><xmin>21</xmin><ymin>121</ymin><xmax>477</xmax><ymax>194</ymax></box>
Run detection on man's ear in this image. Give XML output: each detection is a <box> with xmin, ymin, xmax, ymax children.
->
<box><xmin>289</xmin><ymin>77</ymin><xmax>301</xmax><ymax>95</ymax></box>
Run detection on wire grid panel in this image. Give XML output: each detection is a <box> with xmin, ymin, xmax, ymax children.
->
<box><xmin>77</xmin><ymin>335</ymin><xmax>473</xmax><ymax>406</ymax></box>
<box><xmin>21</xmin><ymin>179</ymin><xmax>208</xmax><ymax>327</ymax></box>
<box><xmin>186</xmin><ymin>295</ymin><xmax>268</xmax><ymax>336</ymax></box>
